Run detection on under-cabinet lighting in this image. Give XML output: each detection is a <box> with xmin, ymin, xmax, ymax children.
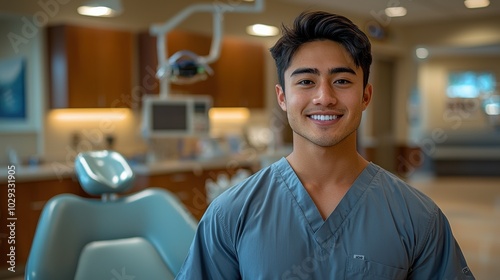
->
<box><xmin>464</xmin><ymin>0</ymin><xmax>490</xmax><ymax>9</ymax></box>
<box><xmin>209</xmin><ymin>108</ymin><xmax>250</xmax><ymax>122</ymax></box>
<box><xmin>49</xmin><ymin>108</ymin><xmax>130</xmax><ymax>121</ymax></box>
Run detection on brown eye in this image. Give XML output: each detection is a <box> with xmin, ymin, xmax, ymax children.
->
<box><xmin>298</xmin><ymin>80</ymin><xmax>314</xmax><ymax>85</ymax></box>
<box><xmin>334</xmin><ymin>79</ymin><xmax>351</xmax><ymax>85</ymax></box>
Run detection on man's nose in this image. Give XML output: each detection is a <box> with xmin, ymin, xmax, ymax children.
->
<box><xmin>313</xmin><ymin>80</ymin><xmax>337</xmax><ymax>106</ymax></box>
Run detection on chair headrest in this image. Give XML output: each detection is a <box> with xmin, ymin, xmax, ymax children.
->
<box><xmin>74</xmin><ymin>150</ymin><xmax>135</xmax><ymax>196</ymax></box>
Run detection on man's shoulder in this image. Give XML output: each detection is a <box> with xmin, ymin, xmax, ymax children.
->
<box><xmin>369</xmin><ymin>163</ymin><xmax>438</xmax><ymax>213</ymax></box>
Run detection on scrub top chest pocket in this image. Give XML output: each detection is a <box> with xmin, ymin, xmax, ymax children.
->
<box><xmin>345</xmin><ymin>255</ymin><xmax>409</xmax><ymax>280</ymax></box>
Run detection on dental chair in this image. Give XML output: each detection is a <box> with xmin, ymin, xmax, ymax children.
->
<box><xmin>25</xmin><ymin>150</ymin><xmax>198</xmax><ymax>280</ymax></box>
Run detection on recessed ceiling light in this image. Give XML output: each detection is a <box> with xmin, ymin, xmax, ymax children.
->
<box><xmin>385</xmin><ymin>6</ymin><xmax>407</xmax><ymax>17</ymax></box>
<box><xmin>78</xmin><ymin>0</ymin><xmax>123</xmax><ymax>17</ymax></box>
<box><xmin>464</xmin><ymin>0</ymin><xmax>490</xmax><ymax>9</ymax></box>
<box><xmin>416</xmin><ymin>47</ymin><xmax>429</xmax><ymax>59</ymax></box>
<box><xmin>246</xmin><ymin>24</ymin><xmax>279</xmax><ymax>37</ymax></box>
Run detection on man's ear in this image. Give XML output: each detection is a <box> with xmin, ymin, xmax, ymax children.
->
<box><xmin>276</xmin><ymin>84</ymin><xmax>287</xmax><ymax>111</ymax></box>
<box><xmin>362</xmin><ymin>83</ymin><xmax>373</xmax><ymax>111</ymax></box>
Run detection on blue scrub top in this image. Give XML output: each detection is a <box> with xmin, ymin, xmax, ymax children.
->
<box><xmin>176</xmin><ymin>158</ymin><xmax>474</xmax><ymax>280</ymax></box>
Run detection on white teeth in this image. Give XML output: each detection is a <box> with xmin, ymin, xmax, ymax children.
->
<box><xmin>310</xmin><ymin>115</ymin><xmax>338</xmax><ymax>121</ymax></box>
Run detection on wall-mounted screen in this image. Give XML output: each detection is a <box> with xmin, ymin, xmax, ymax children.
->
<box><xmin>141</xmin><ymin>94</ymin><xmax>212</xmax><ymax>138</ymax></box>
<box><xmin>447</xmin><ymin>71</ymin><xmax>496</xmax><ymax>98</ymax></box>
<box><xmin>152</xmin><ymin>103</ymin><xmax>188</xmax><ymax>131</ymax></box>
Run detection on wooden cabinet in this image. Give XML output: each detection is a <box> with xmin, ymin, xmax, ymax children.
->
<box><xmin>134</xmin><ymin>166</ymin><xmax>251</xmax><ymax>220</ymax></box>
<box><xmin>135</xmin><ymin>170</ymin><xmax>209</xmax><ymax>220</ymax></box>
<box><xmin>138</xmin><ymin>30</ymin><xmax>265</xmax><ymax>108</ymax></box>
<box><xmin>47</xmin><ymin>25</ymin><xmax>134</xmax><ymax>108</ymax></box>
<box><xmin>213</xmin><ymin>37</ymin><xmax>265</xmax><ymax>108</ymax></box>
<box><xmin>0</xmin><ymin>177</ymin><xmax>85</xmax><ymax>270</ymax></box>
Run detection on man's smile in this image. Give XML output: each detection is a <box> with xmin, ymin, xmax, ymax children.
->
<box><xmin>308</xmin><ymin>114</ymin><xmax>341</xmax><ymax>121</ymax></box>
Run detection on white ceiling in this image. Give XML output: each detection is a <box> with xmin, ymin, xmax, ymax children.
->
<box><xmin>0</xmin><ymin>0</ymin><xmax>499</xmax><ymax>55</ymax></box>
<box><xmin>277</xmin><ymin>0</ymin><xmax>500</xmax><ymax>25</ymax></box>
<box><xmin>1</xmin><ymin>0</ymin><xmax>498</xmax><ymax>31</ymax></box>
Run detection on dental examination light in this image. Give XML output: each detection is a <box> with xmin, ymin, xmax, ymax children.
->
<box><xmin>150</xmin><ymin>0</ymin><xmax>264</xmax><ymax>98</ymax></box>
<box><xmin>168</xmin><ymin>50</ymin><xmax>214</xmax><ymax>84</ymax></box>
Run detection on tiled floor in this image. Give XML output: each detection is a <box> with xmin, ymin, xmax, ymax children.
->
<box><xmin>408</xmin><ymin>175</ymin><xmax>500</xmax><ymax>280</ymax></box>
<box><xmin>2</xmin><ymin>175</ymin><xmax>499</xmax><ymax>279</ymax></box>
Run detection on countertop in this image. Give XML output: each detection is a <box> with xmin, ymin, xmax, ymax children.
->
<box><xmin>0</xmin><ymin>150</ymin><xmax>290</xmax><ymax>183</ymax></box>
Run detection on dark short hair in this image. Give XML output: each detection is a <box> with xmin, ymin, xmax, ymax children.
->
<box><xmin>270</xmin><ymin>11</ymin><xmax>372</xmax><ymax>89</ymax></box>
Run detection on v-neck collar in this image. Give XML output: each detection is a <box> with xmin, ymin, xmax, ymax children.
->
<box><xmin>276</xmin><ymin>157</ymin><xmax>379</xmax><ymax>244</ymax></box>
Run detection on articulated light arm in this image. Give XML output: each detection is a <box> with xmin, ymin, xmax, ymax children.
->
<box><xmin>149</xmin><ymin>0</ymin><xmax>264</xmax><ymax>98</ymax></box>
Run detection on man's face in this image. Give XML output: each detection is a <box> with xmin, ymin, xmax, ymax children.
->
<box><xmin>276</xmin><ymin>40</ymin><xmax>372</xmax><ymax>148</ymax></box>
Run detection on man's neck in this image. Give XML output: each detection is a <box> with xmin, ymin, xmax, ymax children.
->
<box><xmin>286</xmin><ymin>135</ymin><xmax>368</xmax><ymax>190</ymax></box>
<box><xmin>286</xmin><ymin>135</ymin><xmax>369</xmax><ymax>219</ymax></box>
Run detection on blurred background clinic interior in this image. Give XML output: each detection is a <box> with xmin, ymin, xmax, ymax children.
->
<box><xmin>0</xmin><ymin>0</ymin><xmax>499</xmax><ymax>279</ymax></box>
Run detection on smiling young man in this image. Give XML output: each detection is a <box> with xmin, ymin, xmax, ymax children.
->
<box><xmin>175</xmin><ymin>11</ymin><xmax>474</xmax><ymax>279</ymax></box>
<box><xmin>275</xmin><ymin>38</ymin><xmax>372</xmax><ymax>220</ymax></box>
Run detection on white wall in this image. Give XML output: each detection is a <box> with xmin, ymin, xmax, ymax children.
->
<box><xmin>0</xmin><ymin>16</ymin><xmax>46</xmax><ymax>164</ymax></box>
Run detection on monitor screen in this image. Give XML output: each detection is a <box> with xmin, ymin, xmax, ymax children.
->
<box><xmin>151</xmin><ymin>103</ymin><xmax>188</xmax><ymax>130</ymax></box>
<box><xmin>141</xmin><ymin>94</ymin><xmax>211</xmax><ymax>138</ymax></box>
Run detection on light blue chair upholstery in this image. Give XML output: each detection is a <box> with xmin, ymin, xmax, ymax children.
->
<box><xmin>25</xmin><ymin>150</ymin><xmax>198</xmax><ymax>280</ymax></box>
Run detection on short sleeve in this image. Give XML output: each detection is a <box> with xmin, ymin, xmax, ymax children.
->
<box><xmin>409</xmin><ymin>207</ymin><xmax>475</xmax><ymax>280</ymax></box>
<box><xmin>175</xmin><ymin>200</ymin><xmax>241</xmax><ymax>280</ymax></box>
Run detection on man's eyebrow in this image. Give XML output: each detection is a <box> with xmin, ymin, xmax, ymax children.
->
<box><xmin>290</xmin><ymin>67</ymin><xmax>319</xmax><ymax>77</ymax></box>
<box><xmin>289</xmin><ymin>67</ymin><xmax>356</xmax><ymax>77</ymax></box>
<box><xmin>329</xmin><ymin>67</ymin><xmax>356</xmax><ymax>75</ymax></box>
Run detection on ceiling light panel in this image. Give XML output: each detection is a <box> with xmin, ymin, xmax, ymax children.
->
<box><xmin>246</xmin><ymin>24</ymin><xmax>279</xmax><ymax>37</ymax></box>
<box><xmin>78</xmin><ymin>0</ymin><xmax>123</xmax><ymax>17</ymax></box>
<box><xmin>464</xmin><ymin>0</ymin><xmax>490</xmax><ymax>9</ymax></box>
<box><xmin>385</xmin><ymin>6</ymin><xmax>407</xmax><ymax>17</ymax></box>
